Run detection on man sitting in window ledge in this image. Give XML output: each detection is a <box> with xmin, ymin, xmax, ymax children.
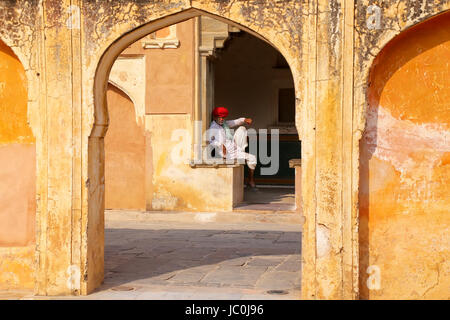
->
<box><xmin>208</xmin><ymin>106</ymin><xmax>258</xmax><ymax>189</ymax></box>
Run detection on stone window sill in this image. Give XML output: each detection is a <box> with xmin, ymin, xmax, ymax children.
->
<box><xmin>289</xmin><ymin>159</ymin><xmax>302</xmax><ymax>168</ymax></box>
<box><xmin>189</xmin><ymin>159</ymin><xmax>244</xmax><ymax>168</ymax></box>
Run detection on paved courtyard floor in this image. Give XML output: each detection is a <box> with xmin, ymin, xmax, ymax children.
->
<box><xmin>4</xmin><ymin>211</ymin><xmax>302</xmax><ymax>300</ymax></box>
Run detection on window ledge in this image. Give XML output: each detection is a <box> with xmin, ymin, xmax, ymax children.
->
<box><xmin>189</xmin><ymin>159</ymin><xmax>244</xmax><ymax>168</ymax></box>
<box><xmin>289</xmin><ymin>159</ymin><xmax>302</xmax><ymax>168</ymax></box>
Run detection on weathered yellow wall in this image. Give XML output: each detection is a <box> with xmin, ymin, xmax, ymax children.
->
<box><xmin>106</xmin><ymin>20</ymin><xmax>243</xmax><ymax>212</ymax></box>
<box><xmin>360</xmin><ymin>11</ymin><xmax>450</xmax><ymax>299</ymax></box>
<box><xmin>1</xmin><ymin>0</ymin><xmax>449</xmax><ymax>298</ymax></box>
<box><xmin>148</xmin><ymin>20</ymin><xmax>195</xmax><ymax>115</ymax></box>
<box><xmin>0</xmin><ymin>247</ymin><xmax>35</xmax><ymax>290</ymax></box>
<box><xmin>121</xmin><ymin>20</ymin><xmax>195</xmax><ymax>115</ymax></box>
<box><xmin>0</xmin><ymin>39</ymin><xmax>35</xmax><ymax>289</ymax></box>
<box><xmin>105</xmin><ymin>84</ymin><xmax>146</xmax><ymax>210</ymax></box>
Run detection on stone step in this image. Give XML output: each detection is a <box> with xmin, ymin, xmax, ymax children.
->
<box><xmin>105</xmin><ymin>210</ymin><xmax>304</xmax><ymax>226</ymax></box>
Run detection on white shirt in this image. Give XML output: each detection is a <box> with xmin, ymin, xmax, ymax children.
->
<box><xmin>207</xmin><ymin>118</ymin><xmax>246</xmax><ymax>159</ymax></box>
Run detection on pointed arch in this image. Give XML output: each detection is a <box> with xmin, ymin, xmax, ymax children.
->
<box><xmin>0</xmin><ymin>38</ymin><xmax>36</xmax><ymax>290</ymax></box>
<box><xmin>86</xmin><ymin>7</ymin><xmax>300</xmax><ymax>295</ymax></box>
<box><xmin>360</xmin><ymin>10</ymin><xmax>450</xmax><ymax>299</ymax></box>
<box><xmin>92</xmin><ymin>8</ymin><xmax>297</xmax><ymax>138</ymax></box>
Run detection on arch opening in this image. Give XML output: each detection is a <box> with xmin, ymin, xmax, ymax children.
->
<box><xmin>90</xmin><ymin>10</ymin><xmax>302</xmax><ymax>297</ymax></box>
<box><xmin>92</xmin><ymin>8</ymin><xmax>295</xmax><ymax>136</ymax></box>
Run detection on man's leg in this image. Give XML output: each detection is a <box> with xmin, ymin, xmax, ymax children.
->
<box><xmin>246</xmin><ymin>153</ymin><xmax>257</xmax><ymax>188</ymax></box>
<box><xmin>248</xmin><ymin>166</ymin><xmax>256</xmax><ymax>188</ymax></box>
<box><xmin>233</xmin><ymin>126</ymin><xmax>248</xmax><ymax>152</ymax></box>
<box><xmin>234</xmin><ymin>126</ymin><xmax>258</xmax><ymax>187</ymax></box>
<box><xmin>238</xmin><ymin>151</ymin><xmax>257</xmax><ymax>188</ymax></box>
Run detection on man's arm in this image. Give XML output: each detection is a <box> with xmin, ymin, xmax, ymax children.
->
<box><xmin>226</xmin><ymin>117</ymin><xmax>252</xmax><ymax>128</ymax></box>
<box><xmin>226</xmin><ymin>117</ymin><xmax>246</xmax><ymax>128</ymax></box>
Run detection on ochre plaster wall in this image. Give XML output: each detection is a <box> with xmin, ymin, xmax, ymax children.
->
<box><xmin>1</xmin><ymin>0</ymin><xmax>449</xmax><ymax>298</ymax></box>
<box><xmin>148</xmin><ymin>20</ymin><xmax>194</xmax><ymax>115</ymax></box>
<box><xmin>105</xmin><ymin>84</ymin><xmax>146</xmax><ymax>210</ymax></box>
<box><xmin>360</xmin><ymin>12</ymin><xmax>450</xmax><ymax>300</ymax></box>
<box><xmin>106</xmin><ymin>20</ymin><xmax>239</xmax><ymax>212</ymax></box>
<box><xmin>0</xmin><ymin>39</ymin><xmax>35</xmax><ymax>289</ymax></box>
<box><xmin>0</xmin><ymin>40</ymin><xmax>35</xmax><ymax>246</ymax></box>
<box><xmin>0</xmin><ymin>247</ymin><xmax>35</xmax><ymax>290</ymax></box>
<box><xmin>121</xmin><ymin>19</ymin><xmax>195</xmax><ymax>115</ymax></box>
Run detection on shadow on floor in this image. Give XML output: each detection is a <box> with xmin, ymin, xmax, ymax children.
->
<box><xmin>235</xmin><ymin>187</ymin><xmax>295</xmax><ymax>211</ymax></box>
<box><xmin>98</xmin><ymin>228</ymin><xmax>301</xmax><ymax>292</ymax></box>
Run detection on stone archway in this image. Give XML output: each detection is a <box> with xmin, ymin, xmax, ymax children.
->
<box><xmin>81</xmin><ymin>2</ymin><xmax>450</xmax><ymax>298</ymax></box>
<box><xmin>88</xmin><ymin>7</ymin><xmax>303</xmax><ymax>295</ymax></box>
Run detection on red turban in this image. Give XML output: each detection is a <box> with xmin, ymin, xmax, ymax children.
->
<box><xmin>212</xmin><ymin>107</ymin><xmax>229</xmax><ymax>118</ymax></box>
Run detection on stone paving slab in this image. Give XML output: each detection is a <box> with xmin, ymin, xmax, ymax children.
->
<box><xmin>166</xmin><ymin>265</ymin><xmax>217</xmax><ymax>284</ymax></box>
<box><xmin>255</xmin><ymin>270</ymin><xmax>301</xmax><ymax>290</ymax></box>
<box><xmin>200</xmin><ymin>265</ymin><xmax>269</xmax><ymax>287</ymax></box>
<box><xmin>246</xmin><ymin>256</ymin><xmax>287</xmax><ymax>267</ymax></box>
<box><xmin>217</xmin><ymin>256</ymin><xmax>251</xmax><ymax>267</ymax></box>
<box><xmin>275</xmin><ymin>260</ymin><xmax>302</xmax><ymax>272</ymax></box>
<box><xmin>2</xmin><ymin>211</ymin><xmax>302</xmax><ymax>300</ymax></box>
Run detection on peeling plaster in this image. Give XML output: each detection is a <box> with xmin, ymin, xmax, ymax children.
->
<box><xmin>365</xmin><ymin>105</ymin><xmax>450</xmax><ymax>177</ymax></box>
<box><xmin>316</xmin><ymin>224</ymin><xmax>331</xmax><ymax>259</ymax></box>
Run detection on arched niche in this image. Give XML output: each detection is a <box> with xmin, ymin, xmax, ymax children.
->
<box><xmin>360</xmin><ymin>10</ymin><xmax>450</xmax><ymax>299</ymax></box>
<box><xmin>0</xmin><ymin>38</ymin><xmax>36</xmax><ymax>290</ymax></box>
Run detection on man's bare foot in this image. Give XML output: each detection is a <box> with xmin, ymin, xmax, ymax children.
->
<box><xmin>247</xmin><ymin>178</ymin><xmax>258</xmax><ymax>190</ymax></box>
<box><xmin>248</xmin><ymin>169</ymin><xmax>256</xmax><ymax>188</ymax></box>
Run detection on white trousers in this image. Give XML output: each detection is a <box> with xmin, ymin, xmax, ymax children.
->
<box><xmin>227</xmin><ymin>126</ymin><xmax>257</xmax><ymax>170</ymax></box>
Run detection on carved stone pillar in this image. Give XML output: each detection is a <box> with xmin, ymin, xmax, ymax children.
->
<box><xmin>195</xmin><ymin>17</ymin><xmax>241</xmax><ymax>155</ymax></box>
